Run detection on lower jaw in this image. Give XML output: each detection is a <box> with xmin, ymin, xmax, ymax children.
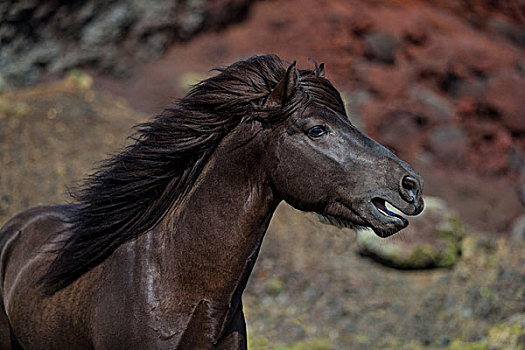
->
<box><xmin>317</xmin><ymin>213</ymin><xmax>358</xmax><ymax>229</ymax></box>
<box><xmin>371</xmin><ymin>219</ymin><xmax>408</xmax><ymax>237</ymax></box>
<box><xmin>318</xmin><ymin>214</ymin><xmax>406</xmax><ymax>238</ymax></box>
<box><xmin>322</xmin><ymin>202</ymin><xmax>367</xmax><ymax>226</ymax></box>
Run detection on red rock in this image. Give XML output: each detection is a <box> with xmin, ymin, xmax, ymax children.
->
<box><xmin>485</xmin><ymin>69</ymin><xmax>525</xmax><ymax>133</ymax></box>
<box><xmin>428</xmin><ymin>125</ymin><xmax>468</xmax><ymax>166</ymax></box>
<box><xmin>364</xmin><ymin>32</ymin><xmax>399</xmax><ymax>64</ymax></box>
<box><xmin>353</xmin><ymin>63</ymin><xmax>410</xmax><ymax>98</ymax></box>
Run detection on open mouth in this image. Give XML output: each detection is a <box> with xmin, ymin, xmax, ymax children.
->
<box><xmin>318</xmin><ymin>198</ymin><xmax>415</xmax><ymax>237</ymax></box>
<box><xmin>372</xmin><ymin>198</ymin><xmax>408</xmax><ymax>226</ymax></box>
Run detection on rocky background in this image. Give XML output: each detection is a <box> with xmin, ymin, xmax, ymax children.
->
<box><xmin>0</xmin><ymin>0</ymin><xmax>252</xmax><ymax>87</ymax></box>
<box><xmin>1</xmin><ymin>0</ymin><xmax>524</xmax><ymax>349</ymax></box>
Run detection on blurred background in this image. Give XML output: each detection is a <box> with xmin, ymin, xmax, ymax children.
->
<box><xmin>0</xmin><ymin>0</ymin><xmax>524</xmax><ymax>348</ymax></box>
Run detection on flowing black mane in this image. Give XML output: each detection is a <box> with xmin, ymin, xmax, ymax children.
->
<box><xmin>41</xmin><ymin>54</ymin><xmax>346</xmax><ymax>294</ymax></box>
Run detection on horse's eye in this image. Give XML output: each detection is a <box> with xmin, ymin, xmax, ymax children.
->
<box><xmin>307</xmin><ymin>125</ymin><xmax>328</xmax><ymax>139</ymax></box>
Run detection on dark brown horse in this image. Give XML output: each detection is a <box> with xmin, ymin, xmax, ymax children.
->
<box><xmin>0</xmin><ymin>55</ymin><xmax>423</xmax><ymax>349</ymax></box>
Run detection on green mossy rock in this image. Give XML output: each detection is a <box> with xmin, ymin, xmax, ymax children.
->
<box><xmin>356</xmin><ymin>196</ymin><xmax>464</xmax><ymax>269</ymax></box>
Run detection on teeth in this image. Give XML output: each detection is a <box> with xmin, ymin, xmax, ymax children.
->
<box><xmin>372</xmin><ymin>199</ymin><xmax>392</xmax><ymax>217</ymax></box>
<box><xmin>377</xmin><ymin>206</ymin><xmax>389</xmax><ymax>216</ymax></box>
<box><xmin>373</xmin><ymin>199</ymin><xmax>408</xmax><ymax>225</ymax></box>
<box><xmin>385</xmin><ymin>202</ymin><xmax>404</xmax><ymax>216</ymax></box>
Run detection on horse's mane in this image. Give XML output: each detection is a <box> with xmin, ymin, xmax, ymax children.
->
<box><xmin>41</xmin><ymin>54</ymin><xmax>346</xmax><ymax>294</ymax></box>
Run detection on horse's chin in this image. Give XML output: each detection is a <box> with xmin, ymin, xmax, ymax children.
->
<box><xmin>369</xmin><ymin>224</ymin><xmax>406</xmax><ymax>238</ymax></box>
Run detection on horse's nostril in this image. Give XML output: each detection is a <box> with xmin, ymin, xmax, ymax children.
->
<box><xmin>402</xmin><ymin>176</ymin><xmax>417</xmax><ymax>192</ymax></box>
<box><xmin>401</xmin><ymin>176</ymin><xmax>419</xmax><ymax>203</ymax></box>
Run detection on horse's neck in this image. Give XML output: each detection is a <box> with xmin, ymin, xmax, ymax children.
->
<box><xmin>136</xmin><ymin>125</ymin><xmax>278</xmax><ymax>308</ymax></box>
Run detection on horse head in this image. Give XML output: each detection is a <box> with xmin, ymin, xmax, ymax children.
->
<box><xmin>258</xmin><ymin>60</ymin><xmax>424</xmax><ymax>237</ymax></box>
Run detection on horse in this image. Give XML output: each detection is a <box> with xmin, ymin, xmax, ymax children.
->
<box><xmin>0</xmin><ymin>54</ymin><xmax>423</xmax><ymax>349</ymax></box>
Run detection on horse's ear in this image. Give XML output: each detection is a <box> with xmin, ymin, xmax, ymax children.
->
<box><xmin>317</xmin><ymin>63</ymin><xmax>326</xmax><ymax>78</ymax></box>
<box><xmin>265</xmin><ymin>61</ymin><xmax>299</xmax><ymax>108</ymax></box>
